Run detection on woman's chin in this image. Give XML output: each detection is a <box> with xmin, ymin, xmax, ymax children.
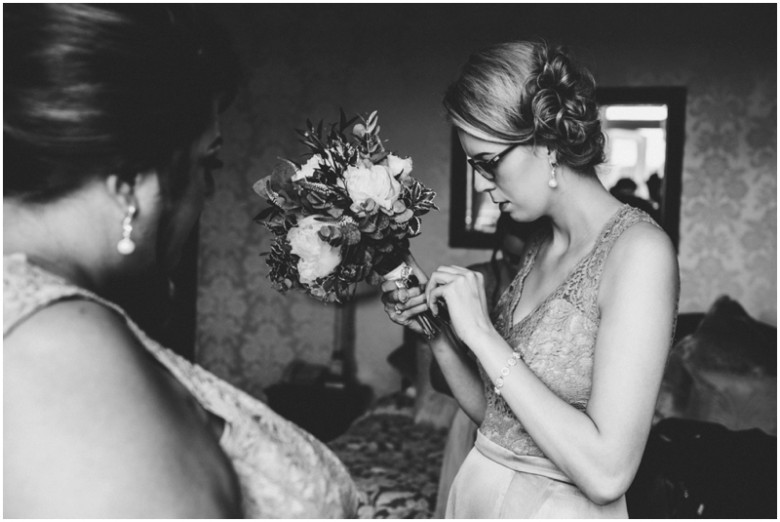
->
<box><xmin>506</xmin><ymin>207</ymin><xmax>531</xmax><ymax>223</ymax></box>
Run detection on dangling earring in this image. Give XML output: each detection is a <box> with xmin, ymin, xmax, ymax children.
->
<box><xmin>548</xmin><ymin>160</ymin><xmax>559</xmax><ymax>188</ymax></box>
<box><xmin>117</xmin><ymin>205</ymin><xmax>137</xmax><ymax>255</ymax></box>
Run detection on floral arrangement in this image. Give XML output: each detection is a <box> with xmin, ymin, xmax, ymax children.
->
<box><xmin>253</xmin><ymin>110</ymin><xmax>437</xmax><ymax>305</ymax></box>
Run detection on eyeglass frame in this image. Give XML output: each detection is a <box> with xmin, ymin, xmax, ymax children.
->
<box><xmin>465</xmin><ymin>142</ymin><xmax>524</xmax><ymax>181</ymax></box>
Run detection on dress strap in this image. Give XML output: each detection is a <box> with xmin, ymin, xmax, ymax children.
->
<box><xmin>586</xmin><ymin>205</ymin><xmax>660</xmax><ymax>276</ymax></box>
<box><xmin>566</xmin><ymin>205</ymin><xmax>661</xmax><ymax>321</ymax></box>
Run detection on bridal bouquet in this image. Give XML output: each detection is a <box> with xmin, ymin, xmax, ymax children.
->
<box><xmin>253</xmin><ymin>110</ymin><xmax>438</xmax><ymax>333</ymax></box>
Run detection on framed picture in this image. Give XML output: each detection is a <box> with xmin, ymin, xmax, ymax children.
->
<box><xmin>449</xmin><ymin>86</ymin><xmax>686</xmax><ymax>249</ymax></box>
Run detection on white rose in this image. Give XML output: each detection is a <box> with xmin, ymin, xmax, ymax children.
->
<box><xmin>292</xmin><ymin>155</ymin><xmax>323</xmax><ymax>181</ymax></box>
<box><xmin>287</xmin><ymin>215</ymin><xmax>342</xmax><ymax>284</ymax></box>
<box><xmin>386</xmin><ymin>154</ymin><xmax>413</xmax><ymax>179</ymax></box>
<box><xmin>343</xmin><ymin>164</ymin><xmax>402</xmax><ymax>210</ymax></box>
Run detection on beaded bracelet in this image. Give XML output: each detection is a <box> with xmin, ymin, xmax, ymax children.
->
<box><xmin>494</xmin><ymin>351</ymin><xmax>521</xmax><ymax>396</ymax></box>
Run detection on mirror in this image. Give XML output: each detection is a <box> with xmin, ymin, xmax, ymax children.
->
<box><xmin>449</xmin><ymin>86</ymin><xmax>686</xmax><ymax>249</ymax></box>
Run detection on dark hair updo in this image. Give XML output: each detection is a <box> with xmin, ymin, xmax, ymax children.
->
<box><xmin>443</xmin><ymin>41</ymin><xmax>605</xmax><ymax>175</ymax></box>
<box><xmin>4</xmin><ymin>4</ymin><xmax>240</xmax><ymax>202</ymax></box>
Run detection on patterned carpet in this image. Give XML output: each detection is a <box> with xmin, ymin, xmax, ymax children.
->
<box><xmin>328</xmin><ymin>393</ymin><xmax>449</xmax><ymax>518</ymax></box>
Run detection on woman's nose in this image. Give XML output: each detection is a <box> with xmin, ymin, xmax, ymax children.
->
<box><xmin>473</xmin><ymin>173</ymin><xmax>494</xmax><ymax>193</ymax></box>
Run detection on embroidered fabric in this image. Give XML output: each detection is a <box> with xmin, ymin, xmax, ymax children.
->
<box><xmin>3</xmin><ymin>254</ymin><xmax>360</xmax><ymax>518</ymax></box>
<box><xmin>479</xmin><ymin>205</ymin><xmax>660</xmax><ymax>457</ymax></box>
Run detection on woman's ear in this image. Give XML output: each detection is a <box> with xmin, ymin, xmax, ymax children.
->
<box><xmin>105</xmin><ymin>169</ymin><xmax>159</xmax><ymax>214</ymax></box>
<box><xmin>546</xmin><ymin>147</ymin><xmax>558</xmax><ymax>166</ymax></box>
<box><xmin>105</xmin><ymin>174</ymin><xmax>137</xmax><ymax>213</ymax></box>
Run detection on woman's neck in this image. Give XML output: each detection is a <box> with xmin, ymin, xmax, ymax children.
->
<box><xmin>4</xmin><ymin>197</ymin><xmax>105</xmax><ymax>292</ymax></box>
<box><xmin>545</xmin><ymin>175</ymin><xmax>623</xmax><ymax>257</ymax></box>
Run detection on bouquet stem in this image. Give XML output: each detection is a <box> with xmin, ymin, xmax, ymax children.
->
<box><xmin>382</xmin><ymin>261</ymin><xmax>440</xmax><ymax>340</ymax></box>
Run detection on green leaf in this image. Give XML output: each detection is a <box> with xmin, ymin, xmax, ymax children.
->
<box><xmin>339</xmin><ymin>107</ymin><xmax>348</xmax><ymax>131</ymax></box>
<box><xmin>271</xmin><ymin>158</ymin><xmax>299</xmax><ymax>185</ymax></box>
<box><xmin>252</xmin><ymin>175</ymin><xmax>272</xmax><ymax>199</ymax></box>
<box><xmin>370</xmin><ymin>151</ymin><xmax>390</xmax><ymax>164</ymax></box>
<box><xmin>407</xmin><ymin>217</ymin><xmax>422</xmax><ymax>236</ymax></box>
<box><xmin>393</xmin><ymin>208</ymin><xmax>414</xmax><ymax>223</ymax></box>
<box><xmin>253</xmin><ymin>206</ymin><xmax>277</xmax><ymax>222</ymax></box>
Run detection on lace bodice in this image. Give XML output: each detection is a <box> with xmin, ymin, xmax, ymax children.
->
<box><xmin>479</xmin><ymin>205</ymin><xmax>659</xmax><ymax>457</ymax></box>
<box><xmin>3</xmin><ymin>254</ymin><xmax>359</xmax><ymax>518</ymax></box>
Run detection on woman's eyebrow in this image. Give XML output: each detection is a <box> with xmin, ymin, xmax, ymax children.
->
<box><xmin>473</xmin><ymin>149</ymin><xmax>503</xmax><ymax>160</ymax></box>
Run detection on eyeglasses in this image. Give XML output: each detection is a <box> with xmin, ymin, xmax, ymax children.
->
<box><xmin>466</xmin><ymin>143</ymin><xmax>522</xmax><ymax>181</ymax></box>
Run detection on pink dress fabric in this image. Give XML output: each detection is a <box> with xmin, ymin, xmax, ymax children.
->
<box><xmin>4</xmin><ymin>253</ymin><xmax>360</xmax><ymax>518</ymax></box>
<box><xmin>447</xmin><ymin>205</ymin><xmax>659</xmax><ymax>518</ymax></box>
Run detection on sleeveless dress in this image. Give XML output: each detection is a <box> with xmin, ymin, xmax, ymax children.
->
<box><xmin>446</xmin><ymin>205</ymin><xmax>659</xmax><ymax>518</ymax></box>
<box><xmin>3</xmin><ymin>253</ymin><xmax>360</xmax><ymax>518</ymax></box>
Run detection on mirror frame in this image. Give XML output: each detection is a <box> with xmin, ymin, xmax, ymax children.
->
<box><xmin>449</xmin><ymin>86</ymin><xmax>686</xmax><ymax>249</ymax></box>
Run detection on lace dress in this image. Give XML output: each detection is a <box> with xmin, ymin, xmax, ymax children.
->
<box><xmin>3</xmin><ymin>253</ymin><xmax>360</xmax><ymax>518</ymax></box>
<box><xmin>446</xmin><ymin>205</ymin><xmax>659</xmax><ymax>518</ymax></box>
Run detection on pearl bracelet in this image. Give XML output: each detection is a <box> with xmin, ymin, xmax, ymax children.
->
<box><xmin>493</xmin><ymin>351</ymin><xmax>521</xmax><ymax>395</ymax></box>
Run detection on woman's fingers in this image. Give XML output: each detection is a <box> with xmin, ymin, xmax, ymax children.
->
<box><xmin>382</xmin><ymin>285</ymin><xmax>428</xmax><ymax>322</ymax></box>
<box><xmin>426</xmin><ymin>285</ymin><xmax>449</xmax><ymax>316</ymax></box>
<box><xmin>381</xmin><ymin>286</ymin><xmax>423</xmax><ymax>306</ymax></box>
<box><xmin>382</xmin><ymin>263</ymin><xmax>488</xmax><ymax>334</ymax></box>
<box><xmin>390</xmin><ymin>301</ymin><xmax>430</xmax><ymax>322</ymax></box>
<box><xmin>425</xmin><ymin>270</ymin><xmax>460</xmax><ymax>314</ymax></box>
<box><xmin>473</xmin><ymin>270</ymin><xmax>488</xmax><ymax>314</ymax></box>
<box><xmin>383</xmin><ymin>300</ymin><xmax>429</xmax><ymax>333</ymax></box>
<box><xmin>425</xmin><ymin>265</ymin><xmax>487</xmax><ymax>316</ymax></box>
<box><xmin>380</xmin><ymin>278</ymin><xmax>405</xmax><ymax>293</ymax></box>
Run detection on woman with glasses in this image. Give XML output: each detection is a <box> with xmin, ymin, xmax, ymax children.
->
<box><xmin>382</xmin><ymin>41</ymin><xmax>679</xmax><ymax>518</ymax></box>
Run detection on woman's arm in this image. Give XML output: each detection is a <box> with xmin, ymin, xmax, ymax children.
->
<box><xmin>4</xmin><ymin>299</ymin><xmax>242</xmax><ymax>518</ymax></box>
<box><xmin>428</xmin><ymin>223</ymin><xmax>678</xmax><ymax>505</ymax></box>
<box><xmin>427</xmin><ymin>326</ymin><xmax>487</xmax><ymax>424</ymax></box>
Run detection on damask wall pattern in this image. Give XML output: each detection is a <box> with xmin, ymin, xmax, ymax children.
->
<box><xmin>195</xmin><ymin>6</ymin><xmax>776</xmax><ymax>399</ymax></box>
<box><xmin>679</xmin><ymin>76</ymin><xmax>776</xmax><ymax>323</ymax></box>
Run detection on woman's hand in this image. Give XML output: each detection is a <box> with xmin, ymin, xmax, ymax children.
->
<box><xmin>425</xmin><ymin>266</ymin><xmax>495</xmax><ymax>346</ymax></box>
<box><xmin>379</xmin><ymin>254</ymin><xmax>430</xmax><ymax>335</ymax></box>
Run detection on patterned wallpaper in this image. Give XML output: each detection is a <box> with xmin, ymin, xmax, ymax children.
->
<box><xmin>195</xmin><ymin>5</ymin><xmax>776</xmax><ymax>399</ymax></box>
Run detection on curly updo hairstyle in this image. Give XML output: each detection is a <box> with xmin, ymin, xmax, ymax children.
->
<box><xmin>444</xmin><ymin>41</ymin><xmax>605</xmax><ymax>175</ymax></box>
<box><xmin>4</xmin><ymin>4</ymin><xmax>240</xmax><ymax>202</ymax></box>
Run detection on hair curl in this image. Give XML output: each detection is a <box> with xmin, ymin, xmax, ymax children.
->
<box><xmin>444</xmin><ymin>40</ymin><xmax>605</xmax><ymax>175</ymax></box>
<box><xmin>3</xmin><ymin>4</ymin><xmax>240</xmax><ymax>202</ymax></box>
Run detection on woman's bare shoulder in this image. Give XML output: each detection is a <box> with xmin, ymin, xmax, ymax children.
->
<box><xmin>599</xmin><ymin>220</ymin><xmax>679</xmax><ymax>311</ymax></box>
<box><xmin>4</xmin><ymin>299</ymin><xmax>241</xmax><ymax>517</ymax></box>
<box><xmin>607</xmin><ymin>220</ymin><xmax>677</xmax><ymax>274</ymax></box>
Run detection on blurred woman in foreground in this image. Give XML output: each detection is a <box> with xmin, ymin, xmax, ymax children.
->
<box><xmin>4</xmin><ymin>4</ymin><xmax>358</xmax><ymax>517</ymax></box>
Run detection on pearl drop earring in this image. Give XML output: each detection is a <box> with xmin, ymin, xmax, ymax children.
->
<box><xmin>117</xmin><ymin>204</ymin><xmax>137</xmax><ymax>255</ymax></box>
<box><xmin>548</xmin><ymin>161</ymin><xmax>559</xmax><ymax>189</ymax></box>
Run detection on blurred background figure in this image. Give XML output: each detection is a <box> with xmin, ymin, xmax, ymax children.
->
<box><xmin>610</xmin><ymin>177</ymin><xmax>659</xmax><ymax>222</ymax></box>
